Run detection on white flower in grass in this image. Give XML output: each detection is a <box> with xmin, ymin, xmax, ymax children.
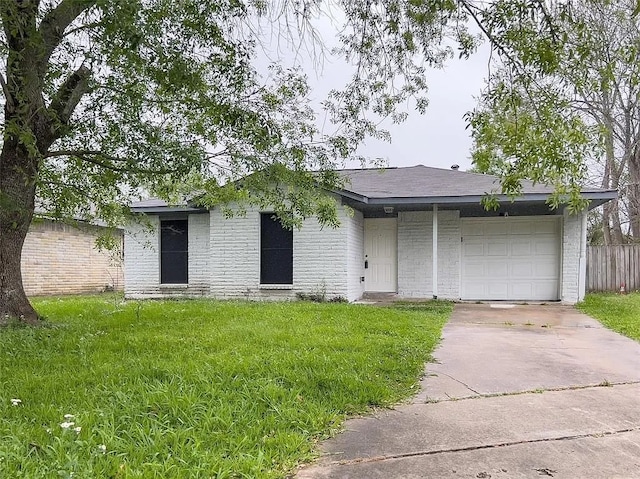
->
<box><xmin>60</xmin><ymin>421</ymin><xmax>75</xmax><ymax>429</ymax></box>
<box><xmin>63</xmin><ymin>414</ymin><xmax>75</xmax><ymax>419</ymax></box>
<box><xmin>10</xmin><ymin>398</ymin><xmax>22</xmax><ymax>406</ymax></box>
<box><xmin>98</xmin><ymin>444</ymin><xmax>107</xmax><ymax>454</ymax></box>
<box><xmin>74</xmin><ymin>426</ymin><xmax>82</xmax><ymax>433</ymax></box>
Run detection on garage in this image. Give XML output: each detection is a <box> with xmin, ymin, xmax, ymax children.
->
<box><xmin>461</xmin><ymin>217</ymin><xmax>561</xmax><ymax>301</ymax></box>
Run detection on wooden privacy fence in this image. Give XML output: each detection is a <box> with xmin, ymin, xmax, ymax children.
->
<box><xmin>586</xmin><ymin>245</ymin><xmax>640</xmax><ymax>292</ymax></box>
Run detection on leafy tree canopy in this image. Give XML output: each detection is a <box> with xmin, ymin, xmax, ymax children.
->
<box><xmin>467</xmin><ymin>0</ymin><xmax>640</xmax><ymax>222</ymax></box>
<box><xmin>0</xmin><ymin>0</ymin><xmax>571</xmax><ymax>322</ymax></box>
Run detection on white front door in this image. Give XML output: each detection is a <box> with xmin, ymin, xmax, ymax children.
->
<box><xmin>364</xmin><ymin>218</ymin><xmax>398</xmax><ymax>292</ymax></box>
<box><xmin>461</xmin><ymin>217</ymin><xmax>561</xmax><ymax>301</ymax></box>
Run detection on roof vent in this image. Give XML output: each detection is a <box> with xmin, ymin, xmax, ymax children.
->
<box><xmin>451</xmin><ymin>164</ymin><xmax>460</xmax><ymax>170</ymax></box>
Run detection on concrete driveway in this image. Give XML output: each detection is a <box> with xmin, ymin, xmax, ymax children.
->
<box><xmin>297</xmin><ymin>303</ymin><xmax>640</xmax><ymax>478</ymax></box>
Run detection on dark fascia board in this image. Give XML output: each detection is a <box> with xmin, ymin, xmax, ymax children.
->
<box><xmin>332</xmin><ymin>188</ymin><xmax>369</xmax><ymax>203</ymax></box>
<box><xmin>132</xmin><ymin>190</ymin><xmax>617</xmax><ymax>213</ymax></box>
<box><xmin>131</xmin><ymin>206</ymin><xmax>209</xmax><ymax>214</ymax></box>
<box><xmin>339</xmin><ymin>190</ymin><xmax>618</xmax><ymax>206</ymax></box>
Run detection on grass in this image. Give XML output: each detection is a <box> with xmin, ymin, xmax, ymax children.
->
<box><xmin>578</xmin><ymin>292</ymin><xmax>640</xmax><ymax>341</ymax></box>
<box><xmin>0</xmin><ymin>296</ymin><xmax>451</xmax><ymax>478</ymax></box>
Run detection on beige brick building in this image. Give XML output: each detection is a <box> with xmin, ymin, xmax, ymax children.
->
<box><xmin>22</xmin><ymin>219</ymin><xmax>124</xmax><ymax>296</ymax></box>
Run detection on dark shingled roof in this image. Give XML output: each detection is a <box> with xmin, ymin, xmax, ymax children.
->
<box><xmin>337</xmin><ymin>165</ymin><xmax>602</xmax><ymax>199</ymax></box>
<box><xmin>130</xmin><ymin>165</ymin><xmax>616</xmax><ymax>212</ymax></box>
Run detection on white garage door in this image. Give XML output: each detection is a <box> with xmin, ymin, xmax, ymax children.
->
<box><xmin>461</xmin><ymin>217</ymin><xmax>560</xmax><ymax>301</ymax></box>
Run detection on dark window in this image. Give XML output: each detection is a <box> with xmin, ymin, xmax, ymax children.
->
<box><xmin>260</xmin><ymin>214</ymin><xmax>293</xmax><ymax>284</ymax></box>
<box><xmin>160</xmin><ymin>219</ymin><xmax>188</xmax><ymax>284</ymax></box>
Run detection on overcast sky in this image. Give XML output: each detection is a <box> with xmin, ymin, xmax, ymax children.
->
<box><xmin>256</xmin><ymin>12</ymin><xmax>492</xmax><ymax>173</ymax></box>
<box><xmin>354</xmin><ymin>48</ymin><xmax>491</xmax><ymax>171</ymax></box>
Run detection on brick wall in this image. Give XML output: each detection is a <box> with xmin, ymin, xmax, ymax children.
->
<box><xmin>126</xmin><ymin>203</ymin><xmax>354</xmax><ymax>301</ymax></box>
<box><xmin>561</xmin><ymin>209</ymin><xmax>586</xmax><ymax>303</ymax></box>
<box><xmin>124</xmin><ymin>213</ymin><xmax>211</xmax><ymax>298</ymax></box>
<box><xmin>346</xmin><ymin>208</ymin><xmax>365</xmax><ymax>301</ymax></box>
<box><xmin>397</xmin><ymin>210</ymin><xmax>461</xmax><ymax>299</ymax></box>
<box><xmin>209</xmin><ymin>204</ymin><xmax>351</xmax><ymax>300</ymax></box>
<box><xmin>437</xmin><ymin>210</ymin><xmax>461</xmax><ymax>298</ymax></box>
<box><xmin>398</xmin><ymin>211</ymin><xmax>432</xmax><ymax>297</ymax></box>
<box><xmin>22</xmin><ymin>219</ymin><xmax>123</xmax><ymax>296</ymax></box>
<box><xmin>124</xmin><ymin>206</ymin><xmax>584</xmax><ymax>303</ymax></box>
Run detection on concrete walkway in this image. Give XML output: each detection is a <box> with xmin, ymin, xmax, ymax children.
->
<box><xmin>297</xmin><ymin>303</ymin><xmax>640</xmax><ymax>478</ymax></box>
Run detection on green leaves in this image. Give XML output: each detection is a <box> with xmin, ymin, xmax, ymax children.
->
<box><xmin>468</xmin><ymin>74</ymin><xmax>597</xmax><ymax>212</ymax></box>
<box><xmin>0</xmin><ymin>0</ymin><xmax>604</xmax><ymax>232</ymax></box>
<box><xmin>464</xmin><ymin>0</ymin><xmax>640</xmax><ymax>215</ymax></box>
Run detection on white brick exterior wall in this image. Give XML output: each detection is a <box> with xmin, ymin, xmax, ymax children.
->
<box><xmin>437</xmin><ymin>210</ymin><xmax>461</xmax><ymax>298</ymax></box>
<box><xmin>398</xmin><ymin>212</ymin><xmax>431</xmax><ymax>297</ymax></box>
<box><xmin>124</xmin><ymin>216</ymin><xmax>160</xmax><ymax>297</ymax></box>
<box><xmin>346</xmin><ymin>208</ymin><xmax>365</xmax><ymax>301</ymax></box>
<box><xmin>125</xmin><ymin>205</ymin><xmax>585</xmax><ymax>304</ymax></box>
<box><xmin>561</xmin><ymin>209</ymin><xmax>586</xmax><ymax>303</ymax></box>
<box><xmin>186</xmin><ymin>214</ymin><xmax>211</xmax><ymax>295</ymax></box>
<box><xmin>396</xmin><ymin>210</ymin><xmax>460</xmax><ymax>299</ymax></box>
<box><xmin>124</xmin><ymin>213</ymin><xmax>210</xmax><ymax>298</ymax></box>
<box><xmin>293</xmin><ymin>207</ymin><xmax>348</xmax><ymax>300</ymax></box>
<box><xmin>208</xmin><ymin>204</ymin><xmax>352</xmax><ymax>300</ymax></box>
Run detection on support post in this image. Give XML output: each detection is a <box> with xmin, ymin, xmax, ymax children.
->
<box><xmin>578</xmin><ymin>210</ymin><xmax>587</xmax><ymax>301</ymax></box>
<box><xmin>433</xmin><ymin>204</ymin><xmax>438</xmax><ymax>299</ymax></box>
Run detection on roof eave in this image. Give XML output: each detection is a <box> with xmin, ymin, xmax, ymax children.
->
<box><xmin>131</xmin><ymin>206</ymin><xmax>209</xmax><ymax>214</ymax></box>
<box><xmin>338</xmin><ymin>190</ymin><xmax>617</xmax><ymax>208</ymax></box>
<box><xmin>331</xmin><ymin>188</ymin><xmax>369</xmax><ymax>204</ymax></box>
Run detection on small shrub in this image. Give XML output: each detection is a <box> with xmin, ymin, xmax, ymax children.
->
<box><xmin>296</xmin><ymin>292</ymin><xmax>326</xmax><ymax>303</ymax></box>
<box><xmin>329</xmin><ymin>296</ymin><xmax>348</xmax><ymax>303</ymax></box>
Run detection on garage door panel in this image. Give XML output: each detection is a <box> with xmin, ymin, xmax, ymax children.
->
<box><xmin>489</xmin><ymin>262</ymin><xmax>509</xmax><ymax>277</ymax></box>
<box><xmin>510</xmin><ymin>282</ymin><xmax>533</xmax><ymax>298</ymax></box>
<box><xmin>464</xmin><ymin>241</ymin><xmax>485</xmax><ymax>257</ymax></box>
<box><xmin>535</xmin><ymin>260</ymin><xmax>558</xmax><ymax>277</ymax></box>
<box><xmin>461</xmin><ymin>218</ymin><xmax>560</xmax><ymax>301</ymax></box>
<box><xmin>464</xmin><ymin>262</ymin><xmax>487</xmax><ymax>278</ymax></box>
<box><xmin>487</xmin><ymin>241</ymin><xmax>508</xmax><ymax>256</ymax></box>
<box><xmin>534</xmin><ymin>238</ymin><xmax>559</xmax><ymax>255</ymax></box>
<box><xmin>533</xmin><ymin>282</ymin><xmax>559</xmax><ymax>299</ymax></box>
<box><xmin>489</xmin><ymin>223</ymin><xmax>509</xmax><ymax>235</ymax></box>
<box><xmin>462</xmin><ymin>222</ymin><xmax>486</xmax><ymax>236</ymax></box>
<box><xmin>510</xmin><ymin>222</ymin><xmax>534</xmax><ymax>235</ymax></box>
<box><xmin>487</xmin><ymin>282</ymin><xmax>509</xmax><ymax>298</ymax></box>
<box><xmin>535</xmin><ymin>221</ymin><xmax>559</xmax><ymax>235</ymax></box>
<box><xmin>511</xmin><ymin>239</ymin><xmax>532</xmax><ymax>256</ymax></box>
<box><xmin>511</xmin><ymin>261</ymin><xmax>534</xmax><ymax>276</ymax></box>
<box><xmin>465</xmin><ymin>283</ymin><xmax>487</xmax><ymax>298</ymax></box>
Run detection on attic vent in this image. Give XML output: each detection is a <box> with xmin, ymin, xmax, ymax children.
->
<box><xmin>451</xmin><ymin>164</ymin><xmax>460</xmax><ymax>170</ymax></box>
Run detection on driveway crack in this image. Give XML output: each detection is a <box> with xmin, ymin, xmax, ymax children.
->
<box><xmin>422</xmin><ymin>380</ymin><xmax>640</xmax><ymax>403</ymax></box>
<box><xmin>434</xmin><ymin>371</ymin><xmax>481</xmax><ymax>395</ymax></box>
<box><xmin>326</xmin><ymin>426</ymin><xmax>640</xmax><ymax>467</ymax></box>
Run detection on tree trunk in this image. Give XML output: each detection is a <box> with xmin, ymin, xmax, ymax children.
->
<box><xmin>0</xmin><ymin>1</ymin><xmax>92</xmax><ymax>325</ymax></box>
<box><xmin>628</xmin><ymin>151</ymin><xmax>640</xmax><ymax>240</ymax></box>
<box><xmin>0</xmin><ymin>141</ymin><xmax>39</xmax><ymax>325</ymax></box>
<box><xmin>602</xmin><ymin>123</ymin><xmax>625</xmax><ymax>244</ymax></box>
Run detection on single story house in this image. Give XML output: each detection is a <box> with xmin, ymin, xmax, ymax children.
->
<box><xmin>124</xmin><ymin>165</ymin><xmax>616</xmax><ymax>304</ymax></box>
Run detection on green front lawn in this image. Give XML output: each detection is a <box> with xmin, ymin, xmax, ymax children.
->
<box><xmin>578</xmin><ymin>293</ymin><xmax>640</xmax><ymax>341</ymax></box>
<box><xmin>0</xmin><ymin>296</ymin><xmax>451</xmax><ymax>478</ymax></box>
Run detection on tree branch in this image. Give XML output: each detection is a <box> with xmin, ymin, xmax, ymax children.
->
<box><xmin>0</xmin><ymin>73</ymin><xmax>14</xmax><ymax>113</ymax></box>
<box><xmin>78</xmin><ymin>155</ymin><xmax>176</xmax><ymax>175</ymax></box>
<box><xmin>44</xmin><ymin>150</ymin><xmax>176</xmax><ymax>175</ymax></box>
<box><xmin>48</xmin><ymin>64</ymin><xmax>91</xmax><ymax>129</ymax></box>
<box><xmin>45</xmin><ymin>149</ymin><xmax>116</xmax><ymax>159</ymax></box>
<box><xmin>37</xmin><ymin>0</ymin><xmax>96</xmax><ymax>78</ymax></box>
